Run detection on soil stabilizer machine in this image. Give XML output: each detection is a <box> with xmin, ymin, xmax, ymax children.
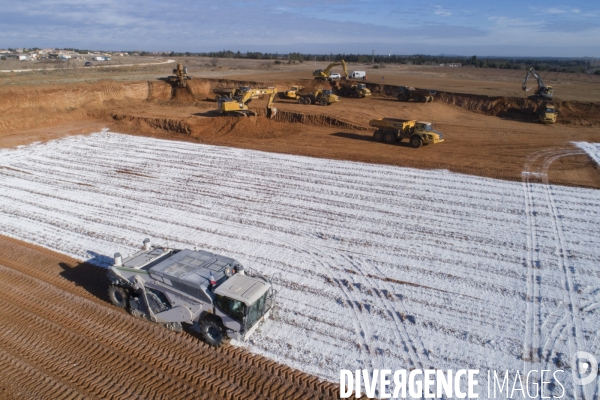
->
<box><xmin>108</xmin><ymin>239</ymin><xmax>277</xmax><ymax>346</ymax></box>
<box><xmin>313</xmin><ymin>60</ymin><xmax>349</xmax><ymax>81</ymax></box>
<box><xmin>369</xmin><ymin>118</ymin><xmax>444</xmax><ymax>148</ymax></box>
<box><xmin>217</xmin><ymin>87</ymin><xmax>278</xmax><ymax>118</ymax></box>
<box><xmin>522</xmin><ymin>67</ymin><xmax>553</xmax><ymax>100</ymax></box>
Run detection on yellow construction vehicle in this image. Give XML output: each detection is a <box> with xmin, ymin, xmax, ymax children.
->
<box><xmin>393</xmin><ymin>86</ymin><xmax>435</xmax><ymax>103</ymax></box>
<box><xmin>334</xmin><ymin>82</ymin><xmax>371</xmax><ymax>98</ymax></box>
<box><xmin>281</xmin><ymin>85</ymin><xmax>304</xmax><ymax>100</ymax></box>
<box><xmin>313</xmin><ymin>60</ymin><xmax>348</xmax><ymax>80</ymax></box>
<box><xmin>167</xmin><ymin>62</ymin><xmax>191</xmax><ymax>88</ymax></box>
<box><xmin>217</xmin><ymin>87</ymin><xmax>278</xmax><ymax>118</ymax></box>
<box><xmin>213</xmin><ymin>86</ymin><xmax>253</xmax><ymax>102</ymax></box>
<box><xmin>536</xmin><ymin>102</ymin><xmax>558</xmax><ymax>124</ymax></box>
<box><xmin>522</xmin><ymin>67</ymin><xmax>553</xmax><ymax>100</ymax></box>
<box><xmin>369</xmin><ymin>118</ymin><xmax>444</xmax><ymax>148</ymax></box>
<box><xmin>296</xmin><ymin>89</ymin><xmax>340</xmax><ymax>106</ymax></box>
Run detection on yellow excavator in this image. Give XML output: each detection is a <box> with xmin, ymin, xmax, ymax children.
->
<box><xmin>313</xmin><ymin>60</ymin><xmax>348</xmax><ymax>80</ymax></box>
<box><xmin>217</xmin><ymin>87</ymin><xmax>278</xmax><ymax>118</ymax></box>
<box><xmin>167</xmin><ymin>62</ymin><xmax>191</xmax><ymax>88</ymax></box>
<box><xmin>522</xmin><ymin>67</ymin><xmax>553</xmax><ymax>100</ymax></box>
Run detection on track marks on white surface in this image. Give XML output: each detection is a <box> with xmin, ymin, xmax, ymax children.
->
<box><xmin>0</xmin><ymin>133</ymin><xmax>599</xmax><ymax>397</ymax></box>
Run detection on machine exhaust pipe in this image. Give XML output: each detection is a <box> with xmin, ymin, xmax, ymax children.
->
<box><xmin>143</xmin><ymin>238</ymin><xmax>151</xmax><ymax>251</ymax></box>
<box><xmin>114</xmin><ymin>252</ymin><xmax>122</xmax><ymax>267</ymax></box>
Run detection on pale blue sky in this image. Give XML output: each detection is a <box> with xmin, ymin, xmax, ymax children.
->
<box><xmin>1</xmin><ymin>0</ymin><xmax>598</xmax><ymax>56</ymax></box>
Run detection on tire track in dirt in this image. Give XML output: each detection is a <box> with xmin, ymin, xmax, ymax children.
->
<box><xmin>333</xmin><ymin>250</ymin><xmax>430</xmax><ymax>369</ymax></box>
<box><xmin>522</xmin><ymin>148</ymin><xmax>556</xmax><ymax>377</ymax></box>
<box><xmin>539</xmin><ymin>148</ymin><xmax>590</xmax><ymax>400</ymax></box>
<box><xmin>521</xmin><ymin>147</ymin><xmax>590</xmax><ymax>399</ymax></box>
<box><xmin>0</xmin><ymin>237</ymin><xmax>351</xmax><ymax>400</ymax></box>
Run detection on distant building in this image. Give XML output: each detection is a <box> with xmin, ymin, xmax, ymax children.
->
<box><xmin>448</xmin><ymin>63</ymin><xmax>462</xmax><ymax>67</ymax></box>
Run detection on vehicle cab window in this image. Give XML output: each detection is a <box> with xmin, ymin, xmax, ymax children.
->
<box><xmin>214</xmin><ymin>294</ymin><xmax>245</xmax><ymax>321</ymax></box>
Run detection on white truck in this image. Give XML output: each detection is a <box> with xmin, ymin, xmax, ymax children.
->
<box><xmin>349</xmin><ymin>71</ymin><xmax>367</xmax><ymax>79</ymax></box>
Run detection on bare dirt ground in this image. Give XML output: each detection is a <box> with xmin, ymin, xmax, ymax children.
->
<box><xmin>2</xmin><ymin>58</ymin><xmax>598</xmax><ymax>187</ymax></box>
<box><xmin>0</xmin><ymin>57</ymin><xmax>599</xmax><ymax>398</ymax></box>
<box><xmin>0</xmin><ymin>234</ymin><xmax>346</xmax><ymax>400</ymax></box>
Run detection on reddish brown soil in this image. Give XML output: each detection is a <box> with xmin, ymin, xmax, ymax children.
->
<box><xmin>0</xmin><ymin>234</ymin><xmax>349</xmax><ymax>400</ymax></box>
<box><xmin>0</xmin><ymin>65</ymin><xmax>599</xmax><ymax>398</ymax></box>
<box><xmin>1</xmin><ymin>76</ymin><xmax>599</xmax><ymax>189</ymax></box>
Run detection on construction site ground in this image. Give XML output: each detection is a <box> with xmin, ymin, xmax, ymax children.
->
<box><xmin>0</xmin><ymin>57</ymin><xmax>599</xmax><ymax>398</ymax></box>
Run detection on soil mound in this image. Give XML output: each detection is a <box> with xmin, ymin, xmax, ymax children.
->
<box><xmin>361</xmin><ymin>81</ymin><xmax>600</xmax><ymax>125</ymax></box>
<box><xmin>274</xmin><ymin>110</ymin><xmax>369</xmax><ymax>130</ymax></box>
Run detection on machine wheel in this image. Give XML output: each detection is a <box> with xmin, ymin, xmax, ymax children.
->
<box><xmin>427</xmin><ymin>96</ymin><xmax>433</xmax><ymax>103</ymax></box>
<box><xmin>420</xmin><ymin>96</ymin><xmax>427</xmax><ymax>103</ymax></box>
<box><xmin>319</xmin><ymin>98</ymin><xmax>328</xmax><ymax>106</ymax></box>
<box><xmin>352</xmin><ymin>92</ymin><xmax>359</xmax><ymax>98</ymax></box>
<box><xmin>297</xmin><ymin>97</ymin><xmax>304</xmax><ymax>104</ymax></box>
<box><xmin>108</xmin><ymin>285</ymin><xmax>129</xmax><ymax>309</ymax></box>
<box><xmin>373</xmin><ymin>130</ymin><xmax>384</xmax><ymax>142</ymax></box>
<box><xmin>383</xmin><ymin>131</ymin><xmax>397</xmax><ymax>144</ymax></box>
<box><xmin>398</xmin><ymin>94</ymin><xmax>407</xmax><ymax>102</ymax></box>
<box><xmin>410</xmin><ymin>135</ymin><xmax>423</xmax><ymax>148</ymax></box>
<box><xmin>200</xmin><ymin>317</ymin><xmax>227</xmax><ymax>347</ymax></box>
<box><xmin>304</xmin><ymin>97</ymin><xmax>312</xmax><ymax>105</ymax></box>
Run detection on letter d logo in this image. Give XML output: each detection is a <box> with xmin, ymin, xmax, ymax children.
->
<box><xmin>573</xmin><ymin>351</ymin><xmax>598</xmax><ymax>386</ymax></box>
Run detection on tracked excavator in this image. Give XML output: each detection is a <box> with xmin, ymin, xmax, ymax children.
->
<box><xmin>522</xmin><ymin>67</ymin><xmax>553</xmax><ymax>100</ymax></box>
<box><xmin>167</xmin><ymin>62</ymin><xmax>191</xmax><ymax>88</ymax></box>
<box><xmin>217</xmin><ymin>87</ymin><xmax>278</xmax><ymax>118</ymax></box>
<box><xmin>313</xmin><ymin>60</ymin><xmax>348</xmax><ymax>81</ymax></box>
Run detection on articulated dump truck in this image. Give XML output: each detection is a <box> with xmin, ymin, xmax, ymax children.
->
<box><xmin>108</xmin><ymin>239</ymin><xmax>277</xmax><ymax>346</ymax></box>
<box><xmin>369</xmin><ymin>118</ymin><xmax>444</xmax><ymax>148</ymax></box>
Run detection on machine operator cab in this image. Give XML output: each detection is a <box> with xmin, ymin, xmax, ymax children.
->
<box><xmin>415</xmin><ymin>121</ymin><xmax>444</xmax><ymax>145</ymax></box>
<box><xmin>213</xmin><ymin>274</ymin><xmax>271</xmax><ymax>339</ymax></box>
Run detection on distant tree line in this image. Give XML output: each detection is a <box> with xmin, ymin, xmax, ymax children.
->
<box><xmin>135</xmin><ymin>50</ymin><xmax>598</xmax><ymax>74</ymax></box>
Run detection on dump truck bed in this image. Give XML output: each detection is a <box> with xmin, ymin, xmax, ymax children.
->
<box><xmin>369</xmin><ymin>118</ymin><xmax>416</xmax><ymax>130</ymax></box>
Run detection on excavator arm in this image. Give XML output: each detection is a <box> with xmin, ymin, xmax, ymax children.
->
<box><xmin>522</xmin><ymin>66</ymin><xmax>552</xmax><ymax>99</ymax></box>
<box><xmin>522</xmin><ymin>67</ymin><xmax>544</xmax><ymax>91</ymax></box>
<box><xmin>521</xmin><ymin>67</ymin><xmax>554</xmax><ymax>100</ymax></box>
<box><xmin>313</xmin><ymin>60</ymin><xmax>348</xmax><ymax>80</ymax></box>
<box><xmin>218</xmin><ymin>87</ymin><xmax>278</xmax><ymax>118</ymax></box>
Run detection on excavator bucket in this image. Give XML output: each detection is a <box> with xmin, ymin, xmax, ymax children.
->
<box><xmin>267</xmin><ymin>107</ymin><xmax>277</xmax><ymax>119</ymax></box>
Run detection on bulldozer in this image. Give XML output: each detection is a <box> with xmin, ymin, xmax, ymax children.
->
<box><xmin>393</xmin><ymin>86</ymin><xmax>435</xmax><ymax>103</ymax></box>
<box><xmin>217</xmin><ymin>87</ymin><xmax>278</xmax><ymax>118</ymax></box>
<box><xmin>167</xmin><ymin>62</ymin><xmax>191</xmax><ymax>88</ymax></box>
<box><xmin>295</xmin><ymin>89</ymin><xmax>340</xmax><ymax>106</ymax></box>
<box><xmin>522</xmin><ymin>67</ymin><xmax>553</xmax><ymax>100</ymax></box>
<box><xmin>313</xmin><ymin>60</ymin><xmax>348</xmax><ymax>81</ymax></box>
<box><xmin>369</xmin><ymin>118</ymin><xmax>444</xmax><ymax>148</ymax></box>
<box><xmin>333</xmin><ymin>82</ymin><xmax>371</xmax><ymax>98</ymax></box>
<box><xmin>280</xmin><ymin>85</ymin><xmax>304</xmax><ymax>100</ymax></box>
